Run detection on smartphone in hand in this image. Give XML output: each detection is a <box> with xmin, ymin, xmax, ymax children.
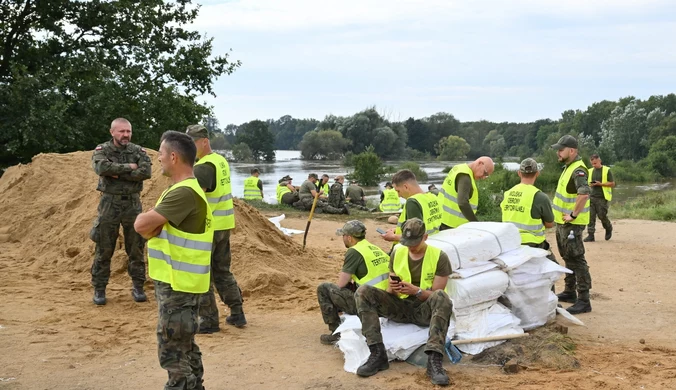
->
<box><xmin>390</xmin><ymin>275</ymin><xmax>402</xmax><ymax>283</ymax></box>
<box><xmin>376</xmin><ymin>228</ymin><xmax>387</xmax><ymax>234</ymax></box>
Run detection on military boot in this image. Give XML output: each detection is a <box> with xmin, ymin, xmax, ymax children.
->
<box><xmin>343</xmin><ymin>204</ymin><xmax>350</xmax><ymax>215</ymax></box>
<box><xmin>426</xmin><ymin>351</ymin><xmax>450</xmax><ymax>386</ymax></box>
<box><xmin>356</xmin><ymin>343</ymin><xmax>389</xmax><ymax>377</ymax></box>
<box><xmin>226</xmin><ymin>313</ymin><xmax>247</xmax><ymax>328</ymax></box>
<box><xmin>605</xmin><ymin>227</ymin><xmax>613</xmax><ymax>241</ymax></box>
<box><xmin>557</xmin><ymin>290</ymin><xmax>577</xmax><ymax>303</ymax></box>
<box><xmin>583</xmin><ymin>234</ymin><xmax>595</xmax><ymax>242</ymax></box>
<box><xmin>131</xmin><ymin>286</ymin><xmax>147</xmax><ymax>302</ymax></box>
<box><xmin>93</xmin><ymin>290</ymin><xmax>106</xmax><ymax>305</ymax></box>
<box><xmin>567</xmin><ymin>291</ymin><xmax>592</xmax><ymax>314</ymax></box>
<box><xmin>320</xmin><ymin>333</ymin><xmax>341</xmax><ymax>345</ymax></box>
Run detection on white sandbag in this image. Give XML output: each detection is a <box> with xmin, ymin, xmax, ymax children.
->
<box><xmin>491</xmin><ymin>246</ymin><xmax>551</xmax><ymax>270</ymax></box>
<box><xmin>501</xmin><ymin>278</ymin><xmax>553</xmax><ymax>330</ymax></box>
<box><xmin>453</xmin><ymin>299</ymin><xmax>496</xmax><ymax>319</ymax></box>
<box><xmin>447</xmin><ymin>269</ymin><xmax>509</xmax><ymax>310</ymax></box>
<box><xmin>452</xmin><ymin>263</ymin><xmax>498</xmax><ymax>279</ymax></box>
<box><xmin>510</xmin><ymin>271</ymin><xmax>564</xmax><ymax>286</ymax></box>
<box><xmin>511</xmin><ymin>256</ymin><xmax>572</xmax><ymax>277</ymax></box>
<box><xmin>454</xmin><ymin>302</ymin><xmax>524</xmax><ymax>355</ymax></box>
<box><xmin>427</xmin><ymin>222</ymin><xmax>521</xmax><ymax>270</ymax></box>
<box><xmin>267</xmin><ymin>214</ymin><xmax>305</xmax><ymax>236</ymax></box>
<box><xmin>547</xmin><ymin>291</ymin><xmax>557</xmax><ymax>322</ymax></box>
<box><xmin>336</xmin><ymin>329</ymin><xmax>369</xmax><ymax>373</ymax></box>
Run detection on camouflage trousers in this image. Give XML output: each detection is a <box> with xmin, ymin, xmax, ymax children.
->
<box><xmin>556</xmin><ymin>224</ymin><xmax>592</xmax><ymax>298</ymax></box>
<box><xmin>317</xmin><ymin>283</ymin><xmax>357</xmax><ymax>331</ymax></box>
<box><xmin>154</xmin><ymin>281</ymin><xmax>204</xmax><ymax>390</ymax></box>
<box><xmin>588</xmin><ymin>197</ymin><xmax>612</xmax><ymax>235</ymax></box>
<box><xmin>355</xmin><ymin>285</ymin><xmax>453</xmax><ymax>355</ymax></box>
<box><xmin>298</xmin><ymin>196</ymin><xmax>345</xmax><ymax>214</ymax></box>
<box><xmin>90</xmin><ymin>193</ymin><xmax>146</xmax><ymax>290</ymax></box>
<box><xmin>199</xmin><ymin>230</ymin><xmax>243</xmax><ymax>329</ymax></box>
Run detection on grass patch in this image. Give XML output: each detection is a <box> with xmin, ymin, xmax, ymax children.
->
<box><xmin>609</xmin><ymin>189</ymin><xmax>676</xmax><ymax>221</ymax></box>
<box><xmin>471</xmin><ymin>326</ymin><xmax>579</xmax><ymax>370</ymax></box>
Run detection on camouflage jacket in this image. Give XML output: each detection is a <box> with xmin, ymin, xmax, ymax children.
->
<box><xmin>328</xmin><ymin>182</ymin><xmax>346</xmax><ymax>208</ymax></box>
<box><xmin>92</xmin><ymin>140</ymin><xmax>152</xmax><ymax>195</ymax></box>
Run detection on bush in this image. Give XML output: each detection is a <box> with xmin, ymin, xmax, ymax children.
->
<box><xmin>395</xmin><ymin>161</ymin><xmax>429</xmax><ymax>182</ymax></box>
<box><xmin>405</xmin><ymin>148</ymin><xmax>433</xmax><ymax>161</ymax></box>
<box><xmin>611</xmin><ymin>190</ymin><xmax>676</xmax><ymax>221</ymax></box>
<box><xmin>351</xmin><ymin>145</ymin><xmax>385</xmax><ymax>186</ymax></box>
<box><xmin>343</xmin><ymin>151</ymin><xmax>355</xmax><ymax>166</ymax></box>
<box><xmin>610</xmin><ymin>160</ymin><xmax>660</xmax><ymax>182</ymax></box>
<box><xmin>230</xmin><ymin>142</ymin><xmax>254</xmax><ymax>162</ymax></box>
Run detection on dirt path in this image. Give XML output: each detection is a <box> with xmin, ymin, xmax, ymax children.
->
<box><xmin>2</xmin><ymin>214</ymin><xmax>676</xmax><ymax>389</ymax></box>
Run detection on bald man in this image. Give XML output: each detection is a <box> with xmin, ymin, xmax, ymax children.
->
<box><xmin>90</xmin><ymin>117</ymin><xmax>152</xmax><ymax>305</ymax></box>
<box><xmin>438</xmin><ymin>156</ymin><xmax>494</xmax><ymax>229</ymax></box>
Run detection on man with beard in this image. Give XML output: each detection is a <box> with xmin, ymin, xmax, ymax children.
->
<box><xmin>90</xmin><ymin>117</ymin><xmax>152</xmax><ymax>305</ymax></box>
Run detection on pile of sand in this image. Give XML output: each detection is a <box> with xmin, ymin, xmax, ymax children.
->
<box><xmin>0</xmin><ymin>151</ymin><xmax>330</xmax><ymax>309</ymax></box>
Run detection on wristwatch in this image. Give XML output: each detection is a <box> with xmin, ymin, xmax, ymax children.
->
<box><xmin>415</xmin><ymin>288</ymin><xmax>423</xmax><ymax>297</ymax></box>
<box><xmin>570</xmin><ymin>213</ymin><xmax>577</xmax><ymax>219</ymax></box>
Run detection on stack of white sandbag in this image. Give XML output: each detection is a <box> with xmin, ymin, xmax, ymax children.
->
<box><xmin>433</xmin><ymin>222</ymin><xmax>525</xmax><ymax>354</ymax></box>
<box><xmin>498</xmin><ymin>254</ymin><xmax>573</xmax><ymax>330</ymax></box>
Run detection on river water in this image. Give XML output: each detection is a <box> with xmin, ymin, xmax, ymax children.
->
<box><xmin>225</xmin><ymin>150</ymin><xmax>673</xmax><ymax>204</ymax></box>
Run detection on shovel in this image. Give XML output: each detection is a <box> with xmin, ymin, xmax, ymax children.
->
<box><xmin>405</xmin><ymin>333</ymin><xmax>530</xmax><ymax>367</ymax></box>
<box><xmin>302</xmin><ymin>192</ymin><xmax>320</xmax><ymax>251</ymax></box>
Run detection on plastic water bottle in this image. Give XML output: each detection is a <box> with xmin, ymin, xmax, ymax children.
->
<box><xmin>567</xmin><ymin>230</ymin><xmax>575</xmax><ymax>240</ymax></box>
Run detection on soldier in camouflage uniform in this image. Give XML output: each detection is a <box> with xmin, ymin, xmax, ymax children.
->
<box><xmin>327</xmin><ymin>176</ymin><xmax>347</xmax><ymax>209</ymax></box>
<box><xmin>90</xmin><ymin>118</ymin><xmax>152</xmax><ymax>305</ymax></box>
<box><xmin>317</xmin><ymin>220</ymin><xmax>390</xmax><ymax>345</ymax></box>
<box><xmin>296</xmin><ymin>173</ymin><xmax>349</xmax><ymax>214</ymax></box>
<box><xmin>354</xmin><ymin>218</ymin><xmax>452</xmax><ymax>386</ymax></box>
<box><xmin>551</xmin><ymin>136</ymin><xmax>593</xmax><ymax>315</ymax></box>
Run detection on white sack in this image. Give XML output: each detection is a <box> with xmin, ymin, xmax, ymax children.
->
<box><xmin>454</xmin><ymin>303</ymin><xmax>524</xmax><ymax>355</ymax></box>
<box><xmin>452</xmin><ymin>263</ymin><xmax>499</xmax><ymax>279</ymax></box>
<box><xmin>491</xmin><ymin>246</ymin><xmax>551</xmax><ymax>270</ymax></box>
<box><xmin>267</xmin><ymin>214</ymin><xmax>305</xmax><ymax>236</ymax></box>
<box><xmin>447</xmin><ymin>269</ymin><xmax>509</xmax><ymax>310</ymax></box>
<box><xmin>427</xmin><ymin>222</ymin><xmax>521</xmax><ymax>270</ymax></box>
<box><xmin>452</xmin><ymin>300</ymin><xmax>496</xmax><ymax>318</ymax></box>
<box><xmin>501</xmin><ymin>278</ymin><xmax>554</xmax><ymax>330</ymax></box>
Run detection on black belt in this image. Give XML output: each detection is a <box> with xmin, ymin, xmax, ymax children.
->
<box><xmin>103</xmin><ymin>193</ymin><xmax>138</xmax><ymax>200</ymax></box>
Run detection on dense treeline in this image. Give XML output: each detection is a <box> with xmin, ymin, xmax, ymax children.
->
<box><xmin>216</xmin><ymin>94</ymin><xmax>676</xmax><ymax>179</ymax></box>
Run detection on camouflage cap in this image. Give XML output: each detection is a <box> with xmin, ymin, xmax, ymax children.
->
<box><xmin>400</xmin><ymin>218</ymin><xmax>426</xmax><ymax>247</ymax></box>
<box><xmin>519</xmin><ymin>158</ymin><xmax>539</xmax><ymax>174</ymax></box>
<box><xmin>283</xmin><ymin>175</ymin><xmax>293</xmax><ymax>181</ymax></box>
<box><xmin>186</xmin><ymin>124</ymin><xmax>209</xmax><ymax>139</ymax></box>
<box><xmin>551</xmin><ymin>135</ymin><xmax>578</xmax><ymax>150</ymax></box>
<box><xmin>385</xmin><ymin>181</ymin><xmax>392</xmax><ymax>188</ymax></box>
<box><xmin>336</xmin><ymin>220</ymin><xmax>366</xmax><ymax>238</ymax></box>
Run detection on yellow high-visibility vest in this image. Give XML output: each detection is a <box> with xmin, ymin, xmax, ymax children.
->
<box><xmin>553</xmin><ymin>160</ymin><xmax>590</xmax><ymax>225</ymax></box>
<box><xmin>195</xmin><ymin>153</ymin><xmax>235</xmax><ymax>230</ymax></box>
<box><xmin>439</xmin><ymin>163</ymin><xmax>478</xmax><ymax>228</ymax></box>
<box><xmin>148</xmin><ymin>178</ymin><xmax>214</xmax><ymax>293</ymax></box>
<box><xmin>277</xmin><ymin>184</ymin><xmax>292</xmax><ymax>203</ymax></box>
<box><xmin>392</xmin><ymin>244</ymin><xmax>444</xmax><ymax>299</ymax></box>
<box><xmin>379</xmin><ymin>188</ymin><xmax>401</xmax><ymax>212</ymax></box>
<box><xmin>395</xmin><ymin>193</ymin><xmax>442</xmax><ymax>238</ymax></box>
<box><xmin>243</xmin><ymin>176</ymin><xmax>262</xmax><ymax>200</ymax></box>
<box><xmin>501</xmin><ymin>183</ymin><xmax>546</xmax><ymax>244</ymax></box>
<box><xmin>349</xmin><ymin>239</ymin><xmax>391</xmax><ymax>290</ymax></box>
<box><xmin>588</xmin><ymin>166</ymin><xmax>612</xmax><ymax>201</ymax></box>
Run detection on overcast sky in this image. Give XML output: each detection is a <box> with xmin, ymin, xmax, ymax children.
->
<box><xmin>191</xmin><ymin>0</ymin><xmax>676</xmax><ymax>126</ymax></box>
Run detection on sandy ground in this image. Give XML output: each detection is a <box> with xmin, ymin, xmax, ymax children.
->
<box><xmin>2</xmin><ymin>216</ymin><xmax>676</xmax><ymax>389</ymax></box>
<box><xmin>1</xmin><ymin>152</ymin><xmax>676</xmax><ymax>389</ymax></box>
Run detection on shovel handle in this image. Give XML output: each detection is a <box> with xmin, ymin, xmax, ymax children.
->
<box><xmin>451</xmin><ymin>333</ymin><xmax>529</xmax><ymax>345</ymax></box>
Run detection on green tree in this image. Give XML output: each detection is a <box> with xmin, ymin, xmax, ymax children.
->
<box><xmin>351</xmin><ymin>145</ymin><xmax>384</xmax><ymax>186</ymax></box>
<box><xmin>230</xmin><ymin>143</ymin><xmax>253</xmax><ymax>162</ymax></box>
<box><xmin>435</xmin><ymin>135</ymin><xmax>471</xmax><ymax>161</ymax></box>
<box><xmin>396</xmin><ymin>162</ymin><xmax>428</xmax><ymax>182</ymax></box>
<box><xmin>210</xmin><ymin>133</ymin><xmax>228</xmax><ymax>150</ymax></box>
<box><xmin>0</xmin><ymin>0</ymin><xmax>240</xmax><ymax>167</ymax></box>
<box><xmin>298</xmin><ymin>130</ymin><xmax>351</xmax><ymax>160</ymax></box>
<box><xmin>482</xmin><ymin>130</ymin><xmax>506</xmax><ymax>157</ymax></box>
<box><xmin>598</xmin><ymin>100</ymin><xmax>651</xmax><ymax>163</ymax></box>
<box><xmin>236</xmin><ymin>120</ymin><xmax>275</xmax><ymax>162</ymax></box>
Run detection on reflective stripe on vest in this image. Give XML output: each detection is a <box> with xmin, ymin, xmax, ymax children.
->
<box><xmin>243</xmin><ymin>176</ymin><xmax>262</xmax><ymax>200</ymax></box>
<box><xmin>147</xmin><ymin>178</ymin><xmax>214</xmax><ymax>293</ymax></box>
<box><xmin>500</xmin><ymin>183</ymin><xmax>546</xmax><ymax>244</ymax></box>
<box><xmin>439</xmin><ymin>163</ymin><xmax>478</xmax><ymax>228</ymax></box>
<box><xmin>588</xmin><ymin>165</ymin><xmax>613</xmax><ymax>201</ymax></box>
<box><xmin>379</xmin><ymin>188</ymin><xmax>401</xmax><ymax>212</ymax></box>
<box><xmin>395</xmin><ymin>193</ymin><xmax>442</xmax><ymax>239</ymax></box>
<box><xmin>553</xmin><ymin>160</ymin><xmax>590</xmax><ymax>225</ymax></box>
<box><xmin>195</xmin><ymin>153</ymin><xmax>235</xmax><ymax>230</ymax></box>
<box><xmin>349</xmin><ymin>239</ymin><xmax>391</xmax><ymax>291</ymax></box>
<box><xmin>392</xmin><ymin>244</ymin><xmax>444</xmax><ymax>299</ymax></box>
<box><xmin>277</xmin><ymin>184</ymin><xmax>292</xmax><ymax>203</ymax></box>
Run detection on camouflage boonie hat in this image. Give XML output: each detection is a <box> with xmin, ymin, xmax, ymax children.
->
<box><xmin>186</xmin><ymin>124</ymin><xmax>209</xmax><ymax>139</ymax></box>
<box><xmin>400</xmin><ymin>218</ymin><xmax>426</xmax><ymax>247</ymax></box>
<box><xmin>336</xmin><ymin>220</ymin><xmax>367</xmax><ymax>238</ymax></box>
<box><xmin>551</xmin><ymin>135</ymin><xmax>578</xmax><ymax>150</ymax></box>
<box><xmin>519</xmin><ymin>158</ymin><xmax>539</xmax><ymax>174</ymax></box>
